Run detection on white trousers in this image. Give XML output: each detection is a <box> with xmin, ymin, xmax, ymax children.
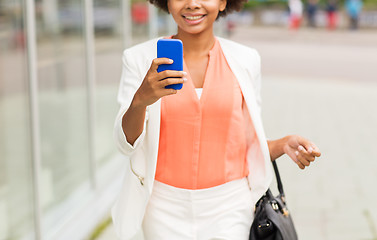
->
<box><xmin>142</xmin><ymin>178</ymin><xmax>254</xmax><ymax>240</ymax></box>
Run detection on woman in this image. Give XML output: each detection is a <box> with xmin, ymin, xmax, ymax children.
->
<box><xmin>112</xmin><ymin>0</ymin><xmax>321</xmax><ymax>238</ymax></box>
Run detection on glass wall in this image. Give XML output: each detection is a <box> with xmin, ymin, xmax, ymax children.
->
<box><xmin>0</xmin><ymin>0</ymin><xmax>35</xmax><ymax>239</ymax></box>
<box><xmin>35</xmin><ymin>0</ymin><xmax>92</xmax><ymax>229</ymax></box>
<box><xmin>132</xmin><ymin>0</ymin><xmax>150</xmax><ymax>43</ymax></box>
<box><xmin>93</xmin><ymin>0</ymin><xmax>123</xmax><ymax>170</ymax></box>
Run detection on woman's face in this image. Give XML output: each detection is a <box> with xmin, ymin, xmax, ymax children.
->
<box><xmin>168</xmin><ymin>0</ymin><xmax>227</xmax><ymax>35</ymax></box>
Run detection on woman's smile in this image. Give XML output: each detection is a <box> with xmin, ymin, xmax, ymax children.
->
<box><xmin>182</xmin><ymin>13</ymin><xmax>207</xmax><ymax>25</ymax></box>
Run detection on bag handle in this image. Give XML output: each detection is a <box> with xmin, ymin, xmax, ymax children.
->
<box><xmin>272</xmin><ymin>161</ymin><xmax>285</xmax><ymax>197</ymax></box>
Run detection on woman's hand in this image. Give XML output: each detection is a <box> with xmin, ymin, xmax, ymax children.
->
<box><xmin>268</xmin><ymin>135</ymin><xmax>321</xmax><ymax>170</ymax></box>
<box><xmin>133</xmin><ymin>58</ymin><xmax>187</xmax><ymax>108</ymax></box>
<box><xmin>283</xmin><ymin>135</ymin><xmax>321</xmax><ymax>169</ymax></box>
<box><xmin>122</xmin><ymin>58</ymin><xmax>186</xmax><ymax>146</ymax></box>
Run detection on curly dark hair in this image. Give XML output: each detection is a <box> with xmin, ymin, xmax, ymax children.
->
<box><xmin>148</xmin><ymin>0</ymin><xmax>247</xmax><ymax>18</ymax></box>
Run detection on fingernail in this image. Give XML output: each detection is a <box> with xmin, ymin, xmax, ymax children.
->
<box><xmin>298</xmin><ymin>145</ymin><xmax>304</xmax><ymax>151</ymax></box>
<box><xmin>295</xmin><ymin>151</ymin><xmax>299</xmax><ymax>156</ymax></box>
<box><xmin>183</xmin><ymin>71</ymin><xmax>187</xmax><ymax>76</ymax></box>
<box><xmin>308</xmin><ymin>147</ymin><xmax>313</xmax><ymax>153</ymax></box>
<box><xmin>183</xmin><ymin>77</ymin><xmax>187</xmax><ymax>82</ymax></box>
<box><xmin>169</xmin><ymin>59</ymin><xmax>174</xmax><ymax>63</ymax></box>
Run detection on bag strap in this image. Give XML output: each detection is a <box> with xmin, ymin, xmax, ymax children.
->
<box><xmin>272</xmin><ymin>161</ymin><xmax>285</xmax><ymax>197</ymax></box>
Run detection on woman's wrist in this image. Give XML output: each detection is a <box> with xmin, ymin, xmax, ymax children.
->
<box><xmin>122</xmin><ymin>93</ymin><xmax>148</xmax><ymax>146</ymax></box>
<box><xmin>268</xmin><ymin>136</ymin><xmax>290</xmax><ymax>161</ymax></box>
<box><xmin>131</xmin><ymin>91</ymin><xmax>147</xmax><ymax>109</ymax></box>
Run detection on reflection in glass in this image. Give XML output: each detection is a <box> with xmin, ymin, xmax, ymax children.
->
<box><xmin>93</xmin><ymin>0</ymin><xmax>123</xmax><ymax>170</ymax></box>
<box><xmin>35</xmin><ymin>0</ymin><xmax>91</xmax><ymax>230</ymax></box>
<box><xmin>0</xmin><ymin>0</ymin><xmax>35</xmax><ymax>239</ymax></box>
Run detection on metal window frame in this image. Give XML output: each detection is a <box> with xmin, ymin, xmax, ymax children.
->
<box><xmin>25</xmin><ymin>0</ymin><xmax>42</xmax><ymax>239</ymax></box>
<box><xmin>83</xmin><ymin>0</ymin><xmax>97</xmax><ymax>191</ymax></box>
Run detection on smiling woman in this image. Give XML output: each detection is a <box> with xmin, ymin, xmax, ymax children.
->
<box><xmin>111</xmin><ymin>0</ymin><xmax>321</xmax><ymax>238</ymax></box>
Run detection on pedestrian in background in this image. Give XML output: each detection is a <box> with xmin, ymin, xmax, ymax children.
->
<box><xmin>345</xmin><ymin>0</ymin><xmax>363</xmax><ymax>30</ymax></box>
<box><xmin>306</xmin><ymin>0</ymin><xmax>319</xmax><ymax>28</ymax></box>
<box><xmin>326</xmin><ymin>0</ymin><xmax>338</xmax><ymax>30</ymax></box>
<box><xmin>112</xmin><ymin>0</ymin><xmax>321</xmax><ymax>238</ymax></box>
<box><xmin>288</xmin><ymin>0</ymin><xmax>304</xmax><ymax>29</ymax></box>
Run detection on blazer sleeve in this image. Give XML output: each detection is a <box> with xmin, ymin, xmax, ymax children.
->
<box><xmin>113</xmin><ymin>49</ymin><xmax>148</xmax><ymax>157</ymax></box>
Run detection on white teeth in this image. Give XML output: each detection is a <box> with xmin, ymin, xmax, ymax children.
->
<box><xmin>185</xmin><ymin>15</ymin><xmax>203</xmax><ymax>20</ymax></box>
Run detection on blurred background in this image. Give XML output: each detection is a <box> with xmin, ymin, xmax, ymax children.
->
<box><xmin>0</xmin><ymin>0</ymin><xmax>376</xmax><ymax>239</ymax></box>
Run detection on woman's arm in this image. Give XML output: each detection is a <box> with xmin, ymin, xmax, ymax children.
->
<box><xmin>122</xmin><ymin>96</ymin><xmax>147</xmax><ymax>146</ymax></box>
<box><xmin>267</xmin><ymin>135</ymin><xmax>321</xmax><ymax>169</ymax></box>
<box><xmin>121</xmin><ymin>58</ymin><xmax>187</xmax><ymax>146</ymax></box>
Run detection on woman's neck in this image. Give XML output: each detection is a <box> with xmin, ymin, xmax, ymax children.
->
<box><xmin>173</xmin><ymin>28</ymin><xmax>216</xmax><ymax>58</ymax></box>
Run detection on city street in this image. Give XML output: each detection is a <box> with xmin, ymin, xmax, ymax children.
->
<box><xmin>97</xmin><ymin>26</ymin><xmax>377</xmax><ymax>240</ymax></box>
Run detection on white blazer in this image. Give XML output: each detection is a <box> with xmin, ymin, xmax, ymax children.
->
<box><xmin>112</xmin><ymin>37</ymin><xmax>273</xmax><ymax>240</ymax></box>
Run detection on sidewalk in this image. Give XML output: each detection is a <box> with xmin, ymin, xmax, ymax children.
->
<box><xmin>96</xmin><ymin>26</ymin><xmax>377</xmax><ymax>240</ymax></box>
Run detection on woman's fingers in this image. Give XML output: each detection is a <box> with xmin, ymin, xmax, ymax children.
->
<box><xmin>159</xmin><ymin>77</ymin><xmax>186</xmax><ymax>88</ymax></box>
<box><xmin>296</xmin><ymin>148</ymin><xmax>311</xmax><ymax>166</ymax></box>
<box><xmin>159</xmin><ymin>70</ymin><xmax>187</xmax><ymax>80</ymax></box>
<box><xmin>295</xmin><ymin>143</ymin><xmax>321</xmax><ymax>169</ymax></box>
<box><xmin>298</xmin><ymin>138</ymin><xmax>322</xmax><ymax>158</ymax></box>
<box><xmin>286</xmin><ymin>148</ymin><xmax>305</xmax><ymax>169</ymax></box>
<box><xmin>298</xmin><ymin>145</ymin><xmax>315</xmax><ymax>162</ymax></box>
<box><xmin>310</xmin><ymin>144</ymin><xmax>321</xmax><ymax>157</ymax></box>
<box><xmin>150</xmin><ymin>58</ymin><xmax>173</xmax><ymax>72</ymax></box>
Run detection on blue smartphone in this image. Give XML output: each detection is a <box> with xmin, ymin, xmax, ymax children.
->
<box><xmin>157</xmin><ymin>39</ymin><xmax>183</xmax><ymax>90</ymax></box>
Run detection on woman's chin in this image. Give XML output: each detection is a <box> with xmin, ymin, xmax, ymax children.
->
<box><xmin>177</xmin><ymin>25</ymin><xmax>213</xmax><ymax>36</ymax></box>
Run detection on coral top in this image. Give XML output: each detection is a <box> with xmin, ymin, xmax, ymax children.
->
<box><xmin>155</xmin><ymin>38</ymin><xmax>248</xmax><ymax>189</ymax></box>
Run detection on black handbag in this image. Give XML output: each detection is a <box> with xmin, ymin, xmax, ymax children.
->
<box><xmin>249</xmin><ymin>161</ymin><xmax>298</xmax><ymax>240</ymax></box>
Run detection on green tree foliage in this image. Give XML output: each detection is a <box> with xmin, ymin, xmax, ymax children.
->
<box><xmin>243</xmin><ymin>0</ymin><xmax>377</xmax><ymax>10</ymax></box>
